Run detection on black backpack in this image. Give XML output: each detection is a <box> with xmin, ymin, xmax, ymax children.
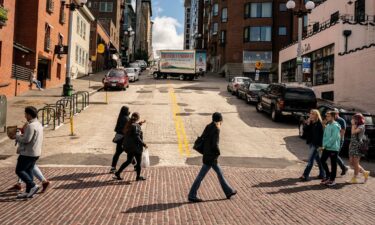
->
<box><xmin>193</xmin><ymin>136</ymin><xmax>205</xmax><ymax>154</ymax></box>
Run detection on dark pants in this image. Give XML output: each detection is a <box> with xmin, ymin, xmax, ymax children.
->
<box><xmin>16</xmin><ymin>155</ymin><xmax>39</xmax><ymax>192</ymax></box>
<box><xmin>188</xmin><ymin>163</ymin><xmax>234</xmax><ymax>199</ymax></box>
<box><xmin>111</xmin><ymin>142</ymin><xmax>124</xmax><ymax>168</ymax></box>
<box><xmin>337</xmin><ymin>140</ymin><xmax>346</xmax><ymax>171</ymax></box>
<box><xmin>117</xmin><ymin>152</ymin><xmax>142</xmax><ymax>178</ymax></box>
<box><xmin>321</xmin><ymin>150</ymin><xmax>338</xmax><ymax>181</ymax></box>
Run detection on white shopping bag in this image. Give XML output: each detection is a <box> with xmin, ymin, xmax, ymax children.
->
<box><xmin>141</xmin><ymin>149</ymin><xmax>150</xmax><ymax>168</ymax></box>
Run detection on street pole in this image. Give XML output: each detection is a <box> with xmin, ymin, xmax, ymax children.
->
<box><xmin>63</xmin><ymin>9</ymin><xmax>74</xmax><ymax>96</ymax></box>
<box><xmin>297</xmin><ymin>16</ymin><xmax>303</xmax><ymax>84</ymax></box>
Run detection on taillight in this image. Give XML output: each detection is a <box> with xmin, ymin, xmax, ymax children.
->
<box><xmin>234</xmin><ymin>83</ymin><xmax>239</xmax><ymax>88</ymax></box>
<box><xmin>277</xmin><ymin>99</ymin><xmax>285</xmax><ymax>110</ymax></box>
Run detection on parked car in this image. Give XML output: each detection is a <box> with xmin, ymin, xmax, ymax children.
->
<box><xmin>238</xmin><ymin>82</ymin><xmax>269</xmax><ymax>104</ymax></box>
<box><xmin>298</xmin><ymin>100</ymin><xmax>375</xmax><ymax>157</ymax></box>
<box><xmin>125</xmin><ymin>68</ymin><xmax>139</xmax><ymax>82</ymax></box>
<box><xmin>227</xmin><ymin>77</ymin><xmax>251</xmax><ymax>96</ymax></box>
<box><xmin>256</xmin><ymin>83</ymin><xmax>317</xmax><ymax>122</ymax></box>
<box><xmin>129</xmin><ymin>63</ymin><xmax>142</xmax><ymax>75</ymax></box>
<box><xmin>103</xmin><ymin>69</ymin><xmax>129</xmax><ymax>91</ymax></box>
<box><xmin>136</xmin><ymin>60</ymin><xmax>147</xmax><ymax>71</ymax></box>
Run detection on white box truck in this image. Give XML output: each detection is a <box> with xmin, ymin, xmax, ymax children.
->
<box><xmin>153</xmin><ymin>50</ymin><xmax>206</xmax><ymax>81</ymax></box>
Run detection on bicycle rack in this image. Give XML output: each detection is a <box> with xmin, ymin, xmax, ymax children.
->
<box><xmin>37</xmin><ymin>106</ymin><xmax>57</xmax><ymax>130</ymax></box>
<box><xmin>75</xmin><ymin>91</ymin><xmax>90</xmax><ymax>110</ymax></box>
<box><xmin>46</xmin><ymin>103</ymin><xmax>65</xmax><ymax>124</ymax></box>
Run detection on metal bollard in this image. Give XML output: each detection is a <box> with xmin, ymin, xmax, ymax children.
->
<box><xmin>70</xmin><ymin>113</ymin><xmax>74</xmax><ymax>136</ymax></box>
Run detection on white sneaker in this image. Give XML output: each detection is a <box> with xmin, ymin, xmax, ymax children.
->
<box><xmin>17</xmin><ymin>192</ymin><xmax>29</xmax><ymax>199</ymax></box>
<box><xmin>27</xmin><ymin>185</ymin><xmax>39</xmax><ymax>198</ymax></box>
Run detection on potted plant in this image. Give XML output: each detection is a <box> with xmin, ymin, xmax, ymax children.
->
<box><xmin>0</xmin><ymin>6</ymin><xmax>8</xmax><ymax>26</ymax></box>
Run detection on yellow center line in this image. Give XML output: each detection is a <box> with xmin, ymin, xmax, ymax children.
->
<box><xmin>168</xmin><ymin>84</ymin><xmax>190</xmax><ymax>157</ymax></box>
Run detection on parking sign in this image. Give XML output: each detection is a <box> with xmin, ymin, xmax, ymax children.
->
<box><xmin>302</xmin><ymin>57</ymin><xmax>311</xmax><ymax>74</ymax></box>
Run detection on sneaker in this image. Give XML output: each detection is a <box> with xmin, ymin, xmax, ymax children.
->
<box><xmin>320</xmin><ymin>178</ymin><xmax>330</xmax><ymax>185</ymax></box>
<box><xmin>112</xmin><ymin>173</ymin><xmax>123</xmax><ymax>180</ymax></box>
<box><xmin>188</xmin><ymin>197</ymin><xmax>203</xmax><ymax>203</ymax></box>
<box><xmin>326</xmin><ymin>181</ymin><xmax>336</xmax><ymax>187</ymax></box>
<box><xmin>109</xmin><ymin>168</ymin><xmax>116</xmax><ymax>174</ymax></box>
<box><xmin>346</xmin><ymin>177</ymin><xmax>358</xmax><ymax>184</ymax></box>
<box><xmin>364</xmin><ymin>171</ymin><xmax>370</xmax><ymax>183</ymax></box>
<box><xmin>17</xmin><ymin>192</ymin><xmax>29</xmax><ymax>199</ymax></box>
<box><xmin>41</xmin><ymin>181</ymin><xmax>50</xmax><ymax>193</ymax></box>
<box><xmin>136</xmin><ymin>176</ymin><xmax>146</xmax><ymax>181</ymax></box>
<box><xmin>8</xmin><ymin>184</ymin><xmax>22</xmax><ymax>192</ymax></box>
<box><xmin>341</xmin><ymin>166</ymin><xmax>349</xmax><ymax>176</ymax></box>
<box><xmin>27</xmin><ymin>185</ymin><xmax>39</xmax><ymax>198</ymax></box>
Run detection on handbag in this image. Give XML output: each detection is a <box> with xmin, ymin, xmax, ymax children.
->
<box><xmin>141</xmin><ymin>149</ymin><xmax>150</xmax><ymax>168</ymax></box>
<box><xmin>193</xmin><ymin>136</ymin><xmax>205</xmax><ymax>154</ymax></box>
<box><xmin>357</xmin><ymin>133</ymin><xmax>369</xmax><ymax>155</ymax></box>
<box><xmin>112</xmin><ymin>133</ymin><xmax>124</xmax><ymax>143</ymax></box>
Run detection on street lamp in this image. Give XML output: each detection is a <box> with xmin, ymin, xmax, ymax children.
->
<box><xmin>286</xmin><ymin>0</ymin><xmax>315</xmax><ymax>84</ymax></box>
<box><xmin>123</xmin><ymin>27</ymin><xmax>135</xmax><ymax>65</ymax></box>
<box><xmin>60</xmin><ymin>0</ymin><xmax>88</xmax><ymax>96</ymax></box>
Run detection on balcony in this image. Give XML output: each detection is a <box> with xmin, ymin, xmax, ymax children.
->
<box><xmin>47</xmin><ymin>0</ymin><xmax>54</xmax><ymax>13</ymax></box>
<box><xmin>0</xmin><ymin>6</ymin><xmax>8</xmax><ymax>26</ymax></box>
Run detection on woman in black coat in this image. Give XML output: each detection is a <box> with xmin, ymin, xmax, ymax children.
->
<box><xmin>113</xmin><ymin>112</ymin><xmax>148</xmax><ymax>181</ymax></box>
<box><xmin>188</xmin><ymin>112</ymin><xmax>237</xmax><ymax>202</ymax></box>
<box><xmin>110</xmin><ymin>106</ymin><xmax>130</xmax><ymax>173</ymax></box>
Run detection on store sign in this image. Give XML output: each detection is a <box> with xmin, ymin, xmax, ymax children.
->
<box><xmin>97</xmin><ymin>44</ymin><xmax>106</xmax><ymax>54</ymax></box>
<box><xmin>255</xmin><ymin>69</ymin><xmax>260</xmax><ymax>81</ymax></box>
<box><xmin>302</xmin><ymin>57</ymin><xmax>311</xmax><ymax>74</ymax></box>
<box><xmin>243</xmin><ymin>51</ymin><xmax>272</xmax><ymax>64</ymax></box>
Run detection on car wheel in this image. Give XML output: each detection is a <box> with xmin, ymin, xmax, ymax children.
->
<box><xmin>153</xmin><ymin>73</ymin><xmax>159</xmax><ymax>79</ymax></box>
<box><xmin>163</xmin><ymin>75</ymin><xmax>167</xmax><ymax>79</ymax></box>
<box><xmin>179</xmin><ymin>74</ymin><xmax>185</xmax><ymax>81</ymax></box>
<box><xmin>256</xmin><ymin>102</ymin><xmax>263</xmax><ymax>112</ymax></box>
<box><xmin>271</xmin><ymin>107</ymin><xmax>280</xmax><ymax>122</ymax></box>
<box><xmin>299</xmin><ymin>123</ymin><xmax>305</xmax><ymax>139</ymax></box>
<box><xmin>246</xmin><ymin>96</ymin><xmax>250</xmax><ymax>104</ymax></box>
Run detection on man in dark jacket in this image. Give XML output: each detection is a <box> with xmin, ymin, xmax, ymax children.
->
<box><xmin>188</xmin><ymin>112</ymin><xmax>237</xmax><ymax>202</ymax></box>
<box><xmin>110</xmin><ymin>106</ymin><xmax>130</xmax><ymax>173</ymax></box>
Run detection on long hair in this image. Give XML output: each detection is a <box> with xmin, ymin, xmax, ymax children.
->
<box><xmin>310</xmin><ymin>109</ymin><xmax>322</xmax><ymax>124</ymax></box>
<box><xmin>124</xmin><ymin>112</ymin><xmax>140</xmax><ymax>135</ymax></box>
<box><xmin>352</xmin><ymin>113</ymin><xmax>365</xmax><ymax>126</ymax></box>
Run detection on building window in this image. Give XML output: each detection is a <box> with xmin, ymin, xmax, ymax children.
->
<box><xmin>77</xmin><ymin>16</ymin><xmax>80</xmax><ymax>34</ymax></box>
<box><xmin>278</xmin><ymin>27</ymin><xmax>287</xmax><ymax>35</ymax></box>
<box><xmin>330</xmin><ymin>11</ymin><xmax>339</xmax><ymax>24</ymax></box>
<box><xmin>220</xmin><ymin>30</ymin><xmax>226</xmax><ymax>45</ymax></box>
<box><xmin>58</xmin><ymin>33</ymin><xmax>63</xmax><ymax>46</ymax></box>
<box><xmin>243</xmin><ymin>51</ymin><xmax>272</xmax><ymax>64</ymax></box>
<box><xmin>46</xmin><ymin>0</ymin><xmax>54</xmax><ymax>13</ymax></box>
<box><xmin>321</xmin><ymin>91</ymin><xmax>334</xmax><ymax>101</ymax></box>
<box><xmin>44</xmin><ymin>24</ymin><xmax>51</xmax><ymax>51</ymax></box>
<box><xmin>245</xmin><ymin>2</ymin><xmax>272</xmax><ymax>18</ymax></box>
<box><xmin>212</xmin><ymin>23</ymin><xmax>218</xmax><ymax>35</ymax></box>
<box><xmin>75</xmin><ymin>46</ymin><xmax>79</xmax><ymax>62</ymax></box>
<box><xmin>83</xmin><ymin>23</ymin><xmax>86</xmax><ymax>40</ymax></box>
<box><xmin>279</xmin><ymin>3</ymin><xmax>287</xmax><ymax>12</ymax></box>
<box><xmin>57</xmin><ymin>63</ymin><xmax>61</xmax><ymax>80</ymax></box>
<box><xmin>355</xmin><ymin>0</ymin><xmax>366</xmax><ymax>22</ymax></box>
<box><xmin>221</xmin><ymin>8</ymin><xmax>228</xmax><ymax>22</ymax></box>
<box><xmin>312</xmin><ymin>45</ymin><xmax>335</xmax><ymax>86</ymax></box>
<box><xmin>244</xmin><ymin>27</ymin><xmax>249</xmax><ymax>42</ymax></box>
<box><xmin>248</xmin><ymin>26</ymin><xmax>271</xmax><ymax>42</ymax></box>
<box><xmin>313</xmin><ymin>22</ymin><xmax>319</xmax><ymax>32</ymax></box>
<box><xmin>99</xmin><ymin>2</ymin><xmax>113</xmax><ymax>12</ymax></box>
<box><xmin>213</xmin><ymin>3</ymin><xmax>219</xmax><ymax>16</ymax></box>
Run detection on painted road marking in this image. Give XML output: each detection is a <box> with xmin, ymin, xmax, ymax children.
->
<box><xmin>168</xmin><ymin>85</ymin><xmax>190</xmax><ymax>157</ymax></box>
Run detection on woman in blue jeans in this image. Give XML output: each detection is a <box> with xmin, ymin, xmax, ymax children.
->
<box><xmin>300</xmin><ymin>109</ymin><xmax>325</xmax><ymax>181</ymax></box>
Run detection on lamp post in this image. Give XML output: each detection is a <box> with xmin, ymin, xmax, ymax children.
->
<box><xmin>60</xmin><ymin>0</ymin><xmax>88</xmax><ymax>96</ymax></box>
<box><xmin>286</xmin><ymin>0</ymin><xmax>315</xmax><ymax>84</ymax></box>
<box><xmin>124</xmin><ymin>27</ymin><xmax>135</xmax><ymax>66</ymax></box>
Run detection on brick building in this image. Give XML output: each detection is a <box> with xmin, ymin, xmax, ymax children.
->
<box><xmin>203</xmin><ymin>0</ymin><xmax>294</xmax><ymax>82</ymax></box>
<box><xmin>89</xmin><ymin>20</ymin><xmax>110</xmax><ymax>72</ymax></box>
<box><xmin>135</xmin><ymin>0</ymin><xmax>152</xmax><ymax>59</ymax></box>
<box><xmin>0</xmin><ymin>0</ymin><xmax>16</xmax><ymax>97</ymax></box>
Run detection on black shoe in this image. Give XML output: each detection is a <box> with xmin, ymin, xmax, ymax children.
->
<box><xmin>113</xmin><ymin>173</ymin><xmax>122</xmax><ymax>180</ymax></box>
<box><xmin>109</xmin><ymin>168</ymin><xmax>116</xmax><ymax>174</ymax></box>
<box><xmin>136</xmin><ymin>176</ymin><xmax>146</xmax><ymax>181</ymax></box>
<box><xmin>341</xmin><ymin>167</ymin><xmax>348</xmax><ymax>176</ymax></box>
<box><xmin>188</xmin><ymin>197</ymin><xmax>203</xmax><ymax>203</ymax></box>
<box><xmin>226</xmin><ymin>190</ymin><xmax>237</xmax><ymax>199</ymax></box>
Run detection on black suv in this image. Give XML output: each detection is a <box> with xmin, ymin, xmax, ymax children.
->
<box><xmin>256</xmin><ymin>83</ymin><xmax>317</xmax><ymax>122</ymax></box>
<box><xmin>298</xmin><ymin>100</ymin><xmax>375</xmax><ymax>157</ymax></box>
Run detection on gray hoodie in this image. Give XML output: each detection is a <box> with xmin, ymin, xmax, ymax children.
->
<box><xmin>16</xmin><ymin>118</ymin><xmax>43</xmax><ymax>157</ymax></box>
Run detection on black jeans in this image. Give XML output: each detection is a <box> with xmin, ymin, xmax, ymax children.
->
<box><xmin>111</xmin><ymin>142</ymin><xmax>124</xmax><ymax>168</ymax></box>
<box><xmin>321</xmin><ymin>150</ymin><xmax>338</xmax><ymax>181</ymax></box>
<box><xmin>117</xmin><ymin>152</ymin><xmax>142</xmax><ymax>178</ymax></box>
<box><xmin>16</xmin><ymin>155</ymin><xmax>39</xmax><ymax>192</ymax></box>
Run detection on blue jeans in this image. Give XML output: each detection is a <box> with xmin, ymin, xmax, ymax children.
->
<box><xmin>18</xmin><ymin>165</ymin><xmax>46</xmax><ymax>183</ymax></box>
<box><xmin>33</xmin><ymin>80</ymin><xmax>42</xmax><ymax>89</ymax></box>
<box><xmin>188</xmin><ymin>163</ymin><xmax>234</xmax><ymax>199</ymax></box>
<box><xmin>15</xmin><ymin>155</ymin><xmax>38</xmax><ymax>192</ymax></box>
<box><xmin>303</xmin><ymin>144</ymin><xmax>325</xmax><ymax>179</ymax></box>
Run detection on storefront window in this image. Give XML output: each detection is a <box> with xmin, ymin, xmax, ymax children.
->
<box><xmin>312</xmin><ymin>44</ymin><xmax>334</xmax><ymax>86</ymax></box>
<box><xmin>281</xmin><ymin>59</ymin><xmax>296</xmax><ymax>83</ymax></box>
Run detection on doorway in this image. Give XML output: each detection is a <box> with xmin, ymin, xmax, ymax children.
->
<box><xmin>37</xmin><ymin>58</ymin><xmax>50</xmax><ymax>88</ymax></box>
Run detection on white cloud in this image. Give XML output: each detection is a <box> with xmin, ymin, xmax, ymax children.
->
<box><xmin>152</xmin><ymin>16</ymin><xmax>183</xmax><ymax>58</ymax></box>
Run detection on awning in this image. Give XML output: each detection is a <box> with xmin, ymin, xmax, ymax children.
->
<box><xmin>13</xmin><ymin>42</ymin><xmax>35</xmax><ymax>53</ymax></box>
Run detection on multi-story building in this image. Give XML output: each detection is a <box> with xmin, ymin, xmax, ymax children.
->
<box><xmin>0</xmin><ymin>0</ymin><xmax>16</xmax><ymax>97</ymax></box>
<box><xmin>11</xmin><ymin>0</ymin><xmax>70</xmax><ymax>96</ymax></box>
<box><xmin>70</xmin><ymin>6</ymin><xmax>95</xmax><ymax>78</ymax></box>
<box><xmin>135</xmin><ymin>0</ymin><xmax>152</xmax><ymax>60</ymax></box>
<box><xmin>121</xmin><ymin>0</ymin><xmax>136</xmax><ymax>65</ymax></box>
<box><xmin>203</xmin><ymin>0</ymin><xmax>294</xmax><ymax>83</ymax></box>
<box><xmin>87</xmin><ymin>0</ymin><xmax>122</xmax><ymax>65</ymax></box>
<box><xmin>279</xmin><ymin>0</ymin><xmax>375</xmax><ymax>113</ymax></box>
<box><xmin>190</xmin><ymin>0</ymin><xmax>204</xmax><ymax>49</ymax></box>
<box><xmin>89</xmin><ymin>20</ymin><xmax>111</xmax><ymax>72</ymax></box>
<box><xmin>184</xmin><ymin>0</ymin><xmax>192</xmax><ymax>49</ymax></box>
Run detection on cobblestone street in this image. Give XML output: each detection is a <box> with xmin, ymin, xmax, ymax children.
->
<box><xmin>1</xmin><ymin>167</ymin><xmax>374</xmax><ymax>225</ymax></box>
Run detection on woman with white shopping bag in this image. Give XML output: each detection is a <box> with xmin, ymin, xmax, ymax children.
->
<box><xmin>113</xmin><ymin>112</ymin><xmax>148</xmax><ymax>181</ymax></box>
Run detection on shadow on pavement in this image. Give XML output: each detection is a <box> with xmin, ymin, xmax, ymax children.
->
<box><xmin>252</xmin><ymin>178</ymin><xmax>300</xmax><ymax>188</ymax></box>
<box><xmin>123</xmin><ymin>199</ymin><xmax>227</xmax><ymax>213</ymax></box>
<box><xmin>54</xmin><ymin>180</ymin><xmax>131</xmax><ymax>190</ymax></box>
<box><xmin>267</xmin><ymin>183</ymin><xmax>351</xmax><ymax>195</ymax></box>
<box><xmin>0</xmin><ymin>190</ymin><xmax>28</xmax><ymax>202</ymax></box>
<box><xmin>50</xmin><ymin>172</ymin><xmax>107</xmax><ymax>181</ymax></box>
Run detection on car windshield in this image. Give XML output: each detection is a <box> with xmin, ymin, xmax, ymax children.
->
<box><xmin>285</xmin><ymin>88</ymin><xmax>316</xmax><ymax>100</ymax></box>
<box><xmin>126</xmin><ymin>68</ymin><xmax>135</xmax><ymax>73</ymax></box>
<box><xmin>108</xmin><ymin>70</ymin><xmax>125</xmax><ymax>77</ymax></box>
<box><xmin>236</xmin><ymin>78</ymin><xmax>250</xmax><ymax>83</ymax></box>
<box><xmin>250</xmin><ymin>83</ymin><xmax>268</xmax><ymax>91</ymax></box>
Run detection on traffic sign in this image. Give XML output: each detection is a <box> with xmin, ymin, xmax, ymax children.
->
<box><xmin>302</xmin><ymin>57</ymin><xmax>311</xmax><ymax>74</ymax></box>
<box><xmin>255</xmin><ymin>61</ymin><xmax>264</xmax><ymax>70</ymax></box>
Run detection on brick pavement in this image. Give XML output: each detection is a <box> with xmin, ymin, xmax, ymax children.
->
<box><xmin>0</xmin><ymin>166</ymin><xmax>374</xmax><ymax>225</ymax></box>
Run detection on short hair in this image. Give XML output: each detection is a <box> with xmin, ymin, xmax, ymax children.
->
<box><xmin>326</xmin><ymin>111</ymin><xmax>336</xmax><ymax>118</ymax></box>
<box><xmin>25</xmin><ymin>106</ymin><xmax>38</xmax><ymax>119</ymax></box>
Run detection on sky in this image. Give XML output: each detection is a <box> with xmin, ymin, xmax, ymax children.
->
<box><xmin>151</xmin><ymin>0</ymin><xmax>185</xmax><ymax>57</ymax></box>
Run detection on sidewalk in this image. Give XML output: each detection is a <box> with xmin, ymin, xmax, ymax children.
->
<box><xmin>0</xmin><ymin>166</ymin><xmax>374</xmax><ymax>225</ymax></box>
<box><xmin>0</xmin><ymin>71</ymin><xmax>107</xmax><ymax>143</ymax></box>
